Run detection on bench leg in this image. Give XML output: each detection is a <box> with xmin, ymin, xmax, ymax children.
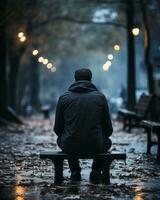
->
<box><xmin>128</xmin><ymin>118</ymin><xmax>133</xmax><ymax>132</ymax></box>
<box><xmin>123</xmin><ymin>117</ymin><xmax>127</xmax><ymax>130</ymax></box>
<box><xmin>101</xmin><ymin>159</ymin><xmax>112</xmax><ymax>185</ymax></box>
<box><xmin>51</xmin><ymin>159</ymin><xmax>64</xmax><ymax>184</ymax></box>
<box><xmin>124</xmin><ymin>118</ymin><xmax>132</xmax><ymax>132</ymax></box>
<box><xmin>146</xmin><ymin>129</ymin><xmax>152</xmax><ymax>154</ymax></box>
<box><xmin>156</xmin><ymin>134</ymin><xmax>160</xmax><ymax>160</ymax></box>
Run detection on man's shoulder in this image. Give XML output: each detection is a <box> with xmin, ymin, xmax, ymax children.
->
<box><xmin>94</xmin><ymin>91</ymin><xmax>109</xmax><ymax>105</ymax></box>
<box><xmin>59</xmin><ymin>90</ymin><xmax>107</xmax><ymax>100</ymax></box>
<box><xmin>93</xmin><ymin>91</ymin><xmax>106</xmax><ymax>98</ymax></box>
<box><xmin>59</xmin><ymin>91</ymin><xmax>71</xmax><ymax>98</ymax></box>
<box><xmin>58</xmin><ymin>91</ymin><xmax>72</xmax><ymax>102</ymax></box>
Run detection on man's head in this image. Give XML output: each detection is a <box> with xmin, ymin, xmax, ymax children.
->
<box><xmin>74</xmin><ymin>68</ymin><xmax>92</xmax><ymax>81</ymax></box>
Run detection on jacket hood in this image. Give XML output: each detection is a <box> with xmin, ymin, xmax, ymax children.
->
<box><xmin>68</xmin><ymin>81</ymin><xmax>97</xmax><ymax>93</ymax></box>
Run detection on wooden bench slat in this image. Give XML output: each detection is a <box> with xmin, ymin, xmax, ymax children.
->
<box><xmin>40</xmin><ymin>151</ymin><xmax>126</xmax><ymax>160</ymax></box>
<box><xmin>141</xmin><ymin>120</ymin><xmax>160</xmax><ymax>129</ymax></box>
<box><xmin>40</xmin><ymin>151</ymin><xmax>126</xmax><ymax>185</ymax></box>
<box><xmin>118</xmin><ymin>109</ymin><xmax>136</xmax><ymax>116</ymax></box>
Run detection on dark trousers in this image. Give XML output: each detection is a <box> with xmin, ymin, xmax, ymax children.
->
<box><xmin>68</xmin><ymin>138</ymin><xmax>112</xmax><ymax>173</ymax></box>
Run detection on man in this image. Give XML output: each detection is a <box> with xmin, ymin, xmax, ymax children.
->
<box><xmin>54</xmin><ymin>68</ymin><xmax>113</xmax><ymax>182</ymax></box>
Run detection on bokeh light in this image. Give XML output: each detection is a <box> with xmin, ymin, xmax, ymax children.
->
<box><xmin>47</xmin><ymin>63</ymin><xmax>53</xmax><ymax>69</ymax></box>
<box><xmin>18</xmin><ymin>32</ymin><xmax>24</xmax><ymax>38</ymax></box>
<box><xmin>114</xmin><ymin>44</ymin><xmax>120</xmax><ymax>51</ymax></box>
<box><xmin>103</xmin><ymin>61</ymin><xmax>111</xmax><ymax>71</ymax></box>
<box><xmin>43</xmin><ymin>58</ymin><xmax>48</xmax><ymax>65</ymax></box>
<box><xmin>106</xmin><ymin>60</ymin><xmax>112</xmax><ymax>66</ymax></box>
<box><xmin>103</xmin><ymin>64</ymin><xmax>110</xmax><ymax>71</ymax></box>
<box><xmin>108</xmin><ymin>54</ymin><xmax>113</xmax><ymax>60</ymax></box>
<box><xmin>38</xmin><ymin>56</ymin><xmax>44</xmax><ymax>63</ymax></box>
<box><xmin>32</xmin><ymin>49</ymin><xmax>39</xmax><ymax>56</ymax></box>
<box><xmin>20</xmin><ymin>36</ymin><xmax>26</xmax><ymax>42</ymax></box>
<box><xmin>51</xmin><ymin>67</ymin><xmax>56</xmax><ymax>72</ymax></box>
<box><xmin>132</xmin><ymin>28</ymin><xmax>140</xmax><ymax>36</ymax></box>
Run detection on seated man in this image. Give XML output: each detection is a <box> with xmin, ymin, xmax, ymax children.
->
<box><xmin>54</xmin><ymin>68</ymin><xmax>113</xmax><ymax>182</ymax></box>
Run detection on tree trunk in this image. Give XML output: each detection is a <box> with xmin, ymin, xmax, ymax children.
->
<box><xmin>126</xmin><ymin>0</ymin><xmax>136</xmax><ymax>110</ymax></box>
<box><xmin>140</xmin><ymin>0</ymin><xmax>155</xmax><ymax>94</ymax></box>
<box><xmin>8</xmin><ymin>54</ymin><xmax>20</xmax><ymax>110</ymax></box>
<box><xmin>8</xmin><ymin>32</ymin><xmax>27</xmax><ymax>111</ymax></box>
<box><xmin>0</xmin><ymin>1</ymin><xmax>7</xmax><ymax>113</ymax></box>
<box><xmin>29</xmin><ymin>56</ymin><xmax>40</xmax><ymax>110</ymax></box>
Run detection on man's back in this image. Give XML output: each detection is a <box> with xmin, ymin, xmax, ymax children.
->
<box><xmin>54</xmin><ymin>80</ymin><xmax>112</xmax><ymax>154</ymax></box>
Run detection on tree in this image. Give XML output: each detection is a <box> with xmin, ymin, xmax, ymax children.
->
<box><xmin>125</xmin><ymin>0</ymin><xmax>136</xmax><ymax>110</ymax></box>
<box><xmin>11</xmin><ymin>0</ymin><xmax>125</xmax><ymax>111</ymax></box>
<box><xmin>140</xmin><ymin>0</ymin><xmax>155</xmax><ymax>94</ymax></box>
<box><xmin>0</xmin><ymin>1</ymin><xmax>22</xmax><ymax>124</ymax></box>
<box><xmin>2</xmin><ymin>0</ymin><xmax>138</xmax><ymax>116</ymax></box>
<box><xmin>29</xmin><ymin>56</ymin><xmax>40</xmax><ymax>110</ymax></box>
<box><xmin>0</xmin><ymin>0</ymin><xmax>7</xmax><ymax>113</ymax></box>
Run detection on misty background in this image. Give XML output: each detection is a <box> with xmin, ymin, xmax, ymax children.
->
<box><xmin>2</xmin><ymin>0</ymin><xmax>160</xmax><ymax>116</ymax></box>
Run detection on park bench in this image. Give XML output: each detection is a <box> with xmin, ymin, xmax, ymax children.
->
<box><xmin>118</xmin><ymin>93</ymin><xmax>154</xmax><ymax>132</ymax></box>
<box><xmin>40</xmin><ymin>105</ymin><xmax>51</xmax><ymax>119</ymax></box>
<box><xmin>141</xmin><ymin>120</ymin><xmax>160</xmax><ymax>160</ymax></box>
<box><xmin>40</xmin><ymin>151</ymin><xmax>126</xmax><ymax>185</ymax></box>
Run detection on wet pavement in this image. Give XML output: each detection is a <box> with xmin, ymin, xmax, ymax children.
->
<box><xmin>0</xmin><ymin>116</ymin><xmax>160</xmax><ymax>200</ymax></box>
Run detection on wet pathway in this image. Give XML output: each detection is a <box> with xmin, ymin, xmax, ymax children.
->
<box><xmin>0</xmin><ymin>116</ymin><xmax>160</xmax><ymax>199</ymax></box>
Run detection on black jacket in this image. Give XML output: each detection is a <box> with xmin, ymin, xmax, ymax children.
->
<box><xmin>54</xmin><ymin>80</ymin><xmax>113</xmax><ymax>154</ymax></box>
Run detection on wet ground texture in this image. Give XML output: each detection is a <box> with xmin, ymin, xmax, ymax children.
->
<box><xmin>0</xmin><ymin>116</ymin><xmax>160</xmax><ymax>200</ymax></box>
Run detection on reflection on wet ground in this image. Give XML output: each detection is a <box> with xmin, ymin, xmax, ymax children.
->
<box><xmin>0</xmin><ymin>116</ymin><xmax>160</xmax><ymax>199</ymax></box>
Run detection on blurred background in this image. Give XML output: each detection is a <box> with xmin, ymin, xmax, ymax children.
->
<box><xmin>0</xmin><ymin>0</ymin><xmax>160</xmax><ymax>121</ymax></box>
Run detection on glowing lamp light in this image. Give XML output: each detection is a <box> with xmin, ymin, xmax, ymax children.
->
<box><xmin>106</xmin><ymin>60</ymin><xmax>112</xmax><ymax>66</ymax></box>
<box><xmin>18</xmin><ymin>32</ymin><xmax>24</xmax><ymax>38</ymax></box>
<box><xmin>114</xmin><ymin>44</ymin><xmax>120</xmax><ymax>51</ymax></box>
<box><xmin>107</xmin><ymin>54</ymin><xmax>113</xmax><ymax>60</ymax></box>
<box><xmin>51</xmin><ymin>67</ymin><xmax>56</xmax><ymax>72</ymax></box>
<box><xmin>43</xmin><ymin>58</ymin><xmax>48</xmax><ymax>65</ymax></box>
<box><xmin>132</xmin><ymin>28</ymin><xmax>140</xmax><ymax>36</ymax></box>
<box><xmin>15</xmin><ymin>186</ymin><xmax>25</xmax><ymax>200</ymax></box>
<box><xmin>103</xmin><ymin>61</ymin><xmax>111</xmax><ymax>71</ymax></box>
<box><xmin>38</xmin><ymin>56</ymin><xmax>44</xmax><ymax>63</ymax></box>
<box><xmin>17</xmin><ymin>197</ymin><xmax>24</xmax><ymax>200</ymax></box>
<box><xmin>32</xmin><ymin>49</ymin><xmax>39</xmax><ymax>56</ymax></box>
<box><xmin>47</xmin><ymin>63</ymin><xmax>53</xmax><ymax>69</ymax></box>
<box><xmin>103</xmin><ymin>64</ymin><xmax>110</xmax><ymax>71</ymax></box>
<box><xmin>20</xmin><ymin>36</ymin><xmax>26</xmax><ymax>42</ymax></box>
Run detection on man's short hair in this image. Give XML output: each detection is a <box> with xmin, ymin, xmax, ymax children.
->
<box><xmin>74</xmin><ymin>68</ymin><xmax>92</xmax><ymax>81</ymax></box>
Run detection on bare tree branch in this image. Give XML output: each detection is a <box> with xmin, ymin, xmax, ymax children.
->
<box><xmin>42</xmin><ymin>0</ymin><xmax>127</xmax><ymax>5</ymax></box>
<box><xmin>33</xmin><ymin>16</ymin><xmax>126</xmax><ymax>31</ymax></box>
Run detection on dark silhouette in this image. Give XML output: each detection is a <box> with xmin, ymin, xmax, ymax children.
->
<box><xmin>126</xmin><ymin>0</ymin><xmax>136</xmax><ymax>110</ymax></box>
<box><xmin>140</xmin><ymin>0</ymin><xmax>155</xmax><ymax>94</ymax></box>
<box><xmin>0</xmin><ymin>0</ymin><xmax>7</xmax><ymax>114</ymax></box>
<box><xmin>54</xmin><ymin>68</ymin><xmax>113</xmax><ymax>181</ymax></box>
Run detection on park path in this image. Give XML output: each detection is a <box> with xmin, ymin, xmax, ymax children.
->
<box><xmin>0</xmin><ymin>115</ymin><xmax>160</xmax><ymax>200</ymax></box>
